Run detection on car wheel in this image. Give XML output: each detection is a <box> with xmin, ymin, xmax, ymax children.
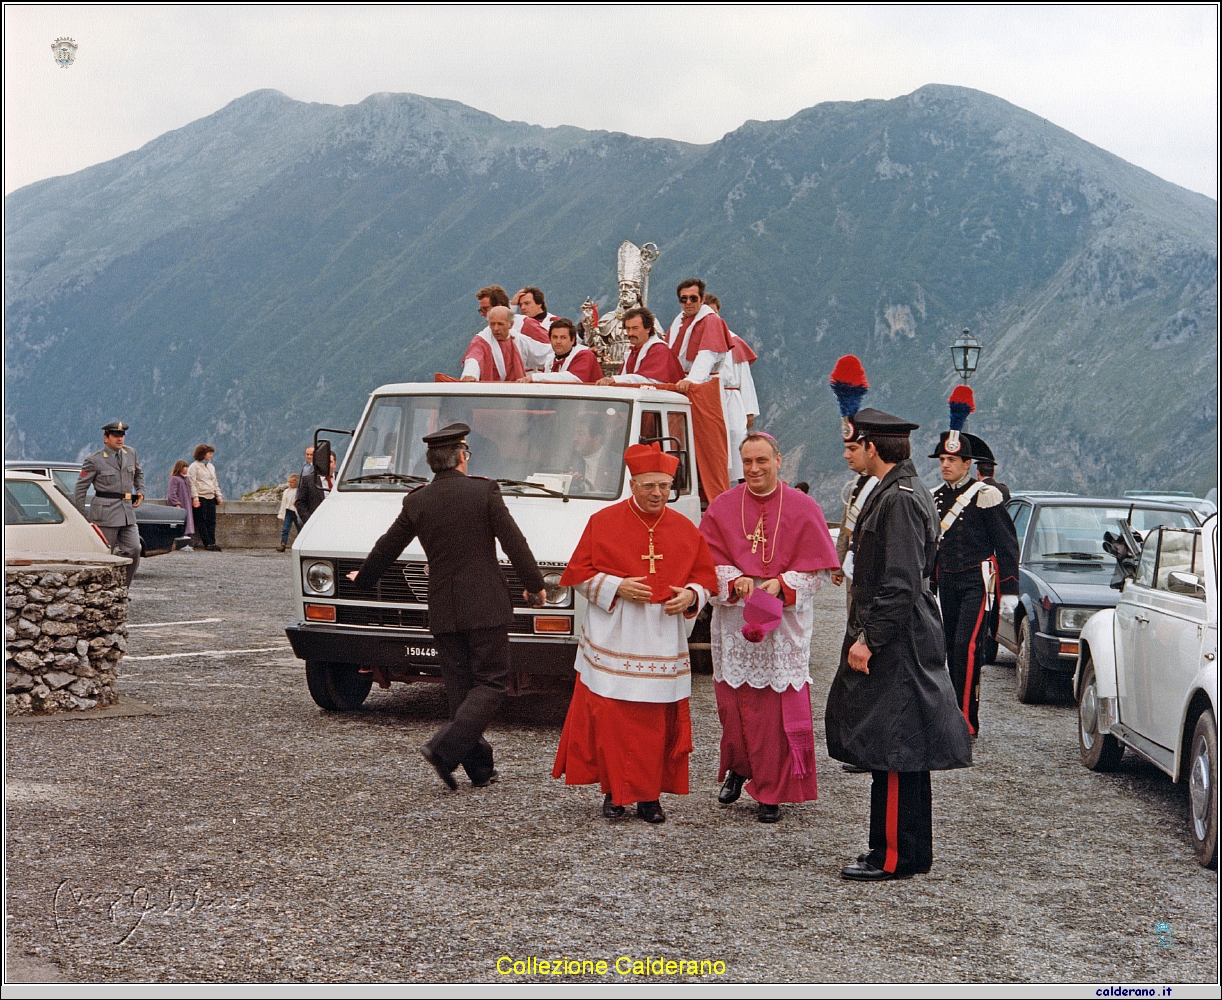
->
<box><xmin>1188</xmin><ymin>709</ymin><xmax>1218</xmax><ymax>869</ymax></box>
<box><xmin>1014</xmin><ymin>615</ymin><xmax>1046</xmax><ymax>704</ymax></box>
<box><xmin>305</xmin><ymin>660</ymin><xmax>373</xmax><ymax>711</ymax></box>
<box><xmin>1078</xmin><ymin>659</ymin><xmax>1123</xmax><ymax>771</ymax></box>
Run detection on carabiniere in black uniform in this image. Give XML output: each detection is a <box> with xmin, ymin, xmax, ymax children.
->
<box><xmin>929</xmin><ymin>431</ymin><xmax>1020</xmax><ymax>737</ymax></box>
<box><xmin>825</xmin><ymin>408</ymin><xmax>972</xmax><ymax>881</ymax></box>
<box><xmin>352</xmin><ymin>423</ymin><xmax>545</xmax><ymax>790</ymax></box>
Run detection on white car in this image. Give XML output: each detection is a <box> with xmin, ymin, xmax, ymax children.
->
<box><xmin>1075</xmin><ymin>513</ymin><xmax>1218</xmax><ymax>867</ymax></box>
<box><xmin>4</xmin><ymin>470</ymin><xmax>110</xmax><ymax>556</ymax></box>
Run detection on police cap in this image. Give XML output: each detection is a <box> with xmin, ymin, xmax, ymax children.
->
<box><xmin>422</xmin><ymin>422</ymin><xmax>470</xmax><ymax>448</ymax></box>
<box><xmin>102</xmin><ymin>420</ymin><xmax>130</xmax><ymax>435</ymax></box>
<box><xmin>847</xmin><ymin>407</ymin><xmax>919</xmax><ymax>440</ymax></box>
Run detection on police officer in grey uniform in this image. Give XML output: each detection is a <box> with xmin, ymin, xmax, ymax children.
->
<box><xmin>74</xmin><ymin>420</ymin><xmax>144</xmax><ymax>586</ymax></box>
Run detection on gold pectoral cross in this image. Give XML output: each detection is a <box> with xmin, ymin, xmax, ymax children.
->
<box><xmin>748</xmin><ymin>516</ymin><xmax>767</xmax><ymax>555</ymax></box>
<box><xmin>641</xmin><ymin>533</ymin><xmax>664</xmax><ymax>574</ymax></box>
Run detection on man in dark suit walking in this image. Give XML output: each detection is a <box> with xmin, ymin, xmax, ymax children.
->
<box><xmin>348</xmin><ymin>423</ymin><xmax>546</xmax><ymax>790</ymax></box>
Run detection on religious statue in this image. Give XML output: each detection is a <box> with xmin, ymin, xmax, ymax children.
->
<box><xmin>581</xmin><ymin>240</ymin><xmax>663</xmax><ymax>376</ymax></box>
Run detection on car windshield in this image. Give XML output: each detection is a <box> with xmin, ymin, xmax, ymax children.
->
<box><xmin>340</xmin><ymin>394</ymin><xmax>633</xmax><ymax>499</ymax></box>
<box><xmin>5</xmin><ymin>481</ymin><xmax>65</xmax><ymax>525</ymax></box>
<box><xmin>1027</xmin><ymin>505</ymin><xmax>1199</xmax><ymax>563</ymax></box>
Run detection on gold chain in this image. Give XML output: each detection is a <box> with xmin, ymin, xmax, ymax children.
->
<box><xmin>740</xmin><ymin>484</ymin><xmax>783</xmax><ymax>564</ymax></box>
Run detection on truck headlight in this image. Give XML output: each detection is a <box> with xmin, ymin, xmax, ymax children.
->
<box><xmin>303</xmin><ymin>559</ymin><xmax>336</xmax><ymax>596</ymax></box>
<box><xmin>1056</xmin><ymin>606</ymin><xmax>1096</xmax><ymax>633</ymax></box>
<box><xmin>543</xmin><ymin>572</ymin><xmax>571</xmax><ymax>607</ymax></box>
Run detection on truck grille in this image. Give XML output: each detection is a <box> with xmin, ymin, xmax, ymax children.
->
<box><xmin>333</xmin><ymin>604</ymin><xmax>537</xmax><ymax>634</ymax></box>
<box><xmin>334</xmin><ymin>558</ymin><xmax>534</xmax><ymax>606</ymax></box>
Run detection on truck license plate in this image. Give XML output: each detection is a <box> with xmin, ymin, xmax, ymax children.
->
<box><xmin>404</xmin><ymin>643</ymin><xmax>438</xmax><ymax>661</ymax></box>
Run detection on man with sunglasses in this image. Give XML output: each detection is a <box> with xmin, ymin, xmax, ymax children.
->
<box><xmin>666</xmin><ymin>278</ymin><xmax>734</xmax><ymax>391</ymax></box>
<box><xmin>74</xmin><ymin>420</ymin><xmax>145</xmax><ymax>586</ymax></box>
<box><xmin>349</xmin><ymin>423</ymin><xmax>546</xmax><ymax>791</ymax></box>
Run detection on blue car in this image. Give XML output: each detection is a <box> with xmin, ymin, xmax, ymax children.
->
<box><xmin>999</xmin><ymin>493</ymin><xmax>1199</xmax><ymax>703</ymax></box>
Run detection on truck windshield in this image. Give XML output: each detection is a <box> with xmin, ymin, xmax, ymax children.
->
<box><xmin>340</xmin><ymin>394</ymin><xmax>632</xmax><ymax>499</ymax></box>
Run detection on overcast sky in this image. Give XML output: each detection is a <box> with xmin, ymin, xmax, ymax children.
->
<box><xmin>4</xmin><ymin>4</ymin><xmax>1218</xmax><ymax>197</ymax></box>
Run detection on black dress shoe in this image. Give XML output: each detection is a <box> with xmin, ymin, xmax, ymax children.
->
<box><xmin>841</xmin><ymin>763</ymin><xmax>870</xmax><ymax>773</ymax></box>
<box><xmin>757</xmin><ymin>803</ymin><xmax>781</xmax><ymax>823</ymax></box>
<box><xmin>718</xmin><ymin>771</ymin><xmax>746</xmax><ymax>804</ymax></box>
<box><xmin>636</xmin><ymin>800</ymin><xmax>666</xmax><ymax>824</ymax></box>
<box><xmin>602</xmin><ymin>794</ymin><xmax>625</xmax><ymax>819</ymax></box>
<box><xmin>420</xmin><ymin>746</ymin><xmax>457</xmax><ymax>791</ymax></box>
<box><xmin>471</xmin><ymin>769</ymin><xmax>499</xmax><ymax>788</ymax></box>
<box><xmin>840</xmin><ymin>861</ymin><xmax>913</xmax><ymax>881</ymax></box>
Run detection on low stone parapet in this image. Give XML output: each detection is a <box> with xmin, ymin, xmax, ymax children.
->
<box><xmin>216</xmin><ymin>500</ymin><xmax>283</xmax><ymax>549</ymax></box>
<box><xmin>5</xmin><ymin>552</ymin><xmax>130</xmax><ymax>715</ymax></box>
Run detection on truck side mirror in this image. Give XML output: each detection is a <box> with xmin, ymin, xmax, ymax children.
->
<box><xmin>313</xmin><ymin>440</ymin><xmax>332</xmax><ymax>478</ymax></box>
<box><xmin>1167</xmin><ymin>571</ymin><xmax>1206</xmax><ymax>599</ymax></box>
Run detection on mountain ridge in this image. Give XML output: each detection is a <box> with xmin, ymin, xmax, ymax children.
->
<box><xmin>5</xmin><ymin>84</ymin><xmax>1216</xmax><ymax>506</ymax></box>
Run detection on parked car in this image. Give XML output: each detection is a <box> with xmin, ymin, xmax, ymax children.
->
<box><xmin>4</xmin><ymin>470</ymin><xmax>110</xmax><ymax>555</ymax></box>
<box><xmin>999</xmin><ymin>495</ymin><xmax>1199</xmax><ymax>702</ymax></box>
<box><xmin>4</xmin><ymin>460</ymin><xmax>187</xmax><ymax>555</ymax></box>
<box><xmin>1075</xmin><ymin>514</ymin><xmax>1217</xmax><ymax>868</ymax></box>
<box><xmin>1124</xmin><ymin>490</ymin><xmax>1218</xmax><ymax>523</ymax></box>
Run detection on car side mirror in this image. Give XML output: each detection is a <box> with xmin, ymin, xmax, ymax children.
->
<box><xmin>1167</xmin><ymin>571</ymin><xmax>1206</xmax><ymax>599</ymax></box>
<box><xmin>313</xmin><ymin>440</ymin><xmax>332</xmax><ymax>478</ymax></box>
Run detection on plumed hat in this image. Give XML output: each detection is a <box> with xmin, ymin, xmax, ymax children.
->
<box><xmin>829</xmin><ymin>355</ymin><xmax>869</xmax><ymax>441</ymax></box>
<box><xmin>929</xmin><ymin>386</ymin><xmax>976</xmax><ymax>458</ymax></box>
<box><xmin>624</xmin><ymin>442</ymin><xmax>679</xmax><ymax>477</ymax></box>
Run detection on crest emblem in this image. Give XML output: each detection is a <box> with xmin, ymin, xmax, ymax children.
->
<box><xmin>840</xmin><ymin>416</ymin><xmax>854</xmax><ymax>441</ymax></box>
<box><xmin>944</xmin><ymin>430</ymin><xmax>962</xmax><ymax>454</ymax></box>
<box><xmin>52</xmin><ymin>37</ymin><xmax>78</xmax><ymax>69</ymax></box>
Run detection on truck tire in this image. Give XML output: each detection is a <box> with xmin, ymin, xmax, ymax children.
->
<box><xmin>1014</xmin><ymin>615</ymin><xmax>1046</xmax><ymax>704</ymax></box>
<box><xmin>305</xmin><ymin>660</ymin><xmax>373</xmax><ymax>711</ymax></box>
<box><xmin>1078</xmin><ymin>660</ymin><xmax>1123</xmax><ymax>771</ymax></box>
<box><xmin>1188</xmin><ymin>709</ymin><xmax>1218</xmax><ymax>869</ymax></box>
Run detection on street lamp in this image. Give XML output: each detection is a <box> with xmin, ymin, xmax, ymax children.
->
<box><xmin>951</xmin><ymin>329</ymin><xmax>981</xmax><ymax>382</ymax></box>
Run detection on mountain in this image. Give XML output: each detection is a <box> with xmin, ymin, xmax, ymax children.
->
<box><xmin>5</xmin><ymin>85</ymin><xmax>1217</xmax><ymax>507</ymax></box>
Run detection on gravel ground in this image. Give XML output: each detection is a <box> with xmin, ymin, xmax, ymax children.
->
<box><xmin>5</xmin><ymin>549</ymin><xmax>1218</xmax><ymax>984</ymax></box>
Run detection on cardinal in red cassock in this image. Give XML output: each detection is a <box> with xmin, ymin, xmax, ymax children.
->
<box><xmin>553</xmin><ymin>443</ymin><xmax>717</xmax><ymax>823</ymax></box>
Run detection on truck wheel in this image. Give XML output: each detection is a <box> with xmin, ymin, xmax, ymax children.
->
<box><xmin>1078</xmin><ymin>660</ymin><xmax>1123</xmax><ymax>771</ymax></box>
<box><xmin>305</xmin><ymin>660</ymin><xmax>373</xmax><ymax>711</ymax></box>
<box><xmin>1188</xmin><ymin>709</ymin><xmax>1218</xmax><ymax>869</ymax></box>
<box><xmin>1014</xmin><ymin>615</ymin><xmax>1046</xmax><ymax>704</ymax></box>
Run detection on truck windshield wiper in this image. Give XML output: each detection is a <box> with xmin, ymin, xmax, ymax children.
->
<box><xmin>1038</xmin><ymin>551</ymin><xmax>1105</xmax><ymax>561</ymax></box>
<box><xmin>495</xmin><ymin>478</ymin><xmax>570</xmax><ymax>501</ymax></box>
<box><xmin>344</xmin><ymin>473</ymin><xmax>428</xmax><ymax>486</ymax></box>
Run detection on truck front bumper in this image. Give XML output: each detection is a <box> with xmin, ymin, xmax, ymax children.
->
<box><xmin>284</xmin><ymin>623</ymin><xmax>578</xmax><ymax>678</ymax></box>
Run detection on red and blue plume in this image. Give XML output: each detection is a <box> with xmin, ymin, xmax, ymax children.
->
<box><xmin>829</xmin><ymin>355</ymin><xmax>869</xmax><ymax>418</ymax></box>
<box><xmin>948</xmin><ymin>385</ymin><xmax>975</xmax><ymax>431</ymax></box>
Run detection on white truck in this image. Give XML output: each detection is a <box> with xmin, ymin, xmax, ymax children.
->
<box><xmin>284</xmin><ymin>381</ymin><xmax>701</xmax><ymax>709</ymax></box>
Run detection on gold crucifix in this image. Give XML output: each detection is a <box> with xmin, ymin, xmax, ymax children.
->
<box><xmin>747</xmin><ymin>516</ymin><xmax>767</xmax><ymax>555</ymax></box>
<box><xmin>641</xmin><ymin>534</ymin><xmax>664</xmax><ymax>574</ymax></box>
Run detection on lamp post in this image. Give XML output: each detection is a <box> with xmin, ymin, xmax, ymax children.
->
<box><xmin>951</xmin><ymin>329</ymin><xmax>981</xmax><ymax>383</ymax></box>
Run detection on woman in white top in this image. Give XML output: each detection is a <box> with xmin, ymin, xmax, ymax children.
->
<box><xmin>187</xmin><ymin>444</ymin><xmax>224</xmax><ymax>551</ymax></box>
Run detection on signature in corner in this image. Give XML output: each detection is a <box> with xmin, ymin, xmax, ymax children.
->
<box><xmin>53</xmin><ymin>880</ymin><xmax>204</xmax><ymax>947</ymax></box>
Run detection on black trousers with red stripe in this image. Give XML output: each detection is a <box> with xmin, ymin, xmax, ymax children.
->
<box><xmin>940</xmin><ymin>568</ymin><xmax>988</xmax><ymax>736</ymax></box>
<box><xmin>868</xmin><ymin>771</ymin><xmax>933</xmax><ymax>875</ymax></box>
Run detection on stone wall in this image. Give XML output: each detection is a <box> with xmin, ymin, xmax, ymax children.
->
<box><xmin>216</xmin><ymin>501</ymin><xmax>283</xmax><ymax>549</ymax></box>
<box><xmin>5</xmin><ymin>554</ymin><xmax>130</xmax><ymax>714</ymax></box>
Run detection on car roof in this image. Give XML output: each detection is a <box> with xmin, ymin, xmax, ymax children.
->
<box><xmin>369</xmin><ymin>381</ymin><xmax>689</xmax><ymax>404</ymax></box>
<box><xmin>5</xmin><ymin>460</ymin><xmax>82</xmax><ymax>471</ymax></box>
<box><xmin>1015</xmin><ymin>495</ymin><xmax>1201</xmax><ymax>512</ymax></box>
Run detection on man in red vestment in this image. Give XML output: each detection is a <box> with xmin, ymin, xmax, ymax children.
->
<box><xmin>597</xmin><ymin>308</ymin><xmax>685</xmax><ymax>386</ymax></box>
<box><xmin>461</xmin><ymin>306</ymin><xmax>554</xmax><ymax>381</ymax></box>
<box><xmin>553</xmin><ymin>443</ymin><xmax>718</xmax><ymax>823</ymax></box>
<box><xmin>519</xmin><ymin>319</ymin><xmax>603</xmax><ymax>383</ymax></box>
<box><xmin>666</xmin><ymin>278</ymin><xmax>734</xmax><ymax>391</ymax></box>
<box><xmin>511</xmin><ymin>286</ymin><xmax>559</xmax><ymax>331</ymax></box>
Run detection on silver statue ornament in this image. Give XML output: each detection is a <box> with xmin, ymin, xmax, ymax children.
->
<box><xmin>585</xmin><ymin>241</ymin><xmax>663</xmax><ymax>376</ymax></box>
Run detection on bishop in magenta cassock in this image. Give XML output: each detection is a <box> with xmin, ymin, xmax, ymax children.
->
<box><xmin>553</xmin><ymin>443</ymin><xmax>718</xmax><ymax>824</ymax></box>
<box><xmin>700</xmin><ymin>432</ymin><xmax>840</xmax><ymax>822</ymax></box>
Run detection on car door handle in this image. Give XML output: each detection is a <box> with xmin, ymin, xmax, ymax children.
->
<box><xmin>1134</xmin><ymin>614</ymin><xmax>1149</xmax><ymax>624</ymax></box>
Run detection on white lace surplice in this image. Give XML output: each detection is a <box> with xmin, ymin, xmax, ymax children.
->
<box><xmin>574</xmin><ymin>572</ymin><xmax>709</xmax><ymax>704</ymax></box>
<box><xmin>711</xmin><ymin>565</ymin><xmax>828</xmax><ymax>692</ymax></box>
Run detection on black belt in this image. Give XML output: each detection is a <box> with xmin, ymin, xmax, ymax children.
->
<box><xmin>93</xmin><ymin>490</ymin><xmax>137</xmax><ymax>500</ymax></box>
